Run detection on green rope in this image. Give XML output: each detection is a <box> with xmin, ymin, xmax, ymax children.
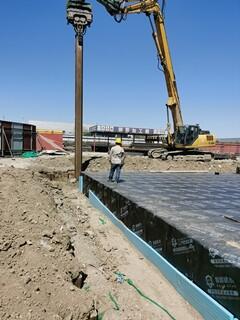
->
<box><xmin>108</xmin><ymin>292</ymin><xmax>120</xmax><ymax>311</ymax></box>
<box><xmin>99</xmin><ymin>217</ymin><xmax>106</xmax><ymax>225</ymax></box>
<box><xmin>126</xmin><ymin>278</ymin><xmax>176</xmax><ymax>320</ymax></box>
<box><xmin>97</xmin><ymin>311</ymin><xmax>105</xmax><ymax>320</ymax></box>
<box><xmin>83</xmin><ymin>284</ymin><xmax>90</xmax><ymax>292</ymax></box>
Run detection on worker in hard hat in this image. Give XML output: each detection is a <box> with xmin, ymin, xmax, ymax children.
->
<box><xmin>108</xmin><ymin>137</ymin><xmax>125</xmax><ymax>183</ymax></box>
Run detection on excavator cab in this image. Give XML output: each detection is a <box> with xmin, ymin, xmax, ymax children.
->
<box><xmin>175</xmin><ymin>125</ymin><xmax>201</xmax><ymax>146</ymax></box>
<box><xmin>175</xmin><ymin>125</ymin><xmax>215</xmax><ymax>149</ymax></box>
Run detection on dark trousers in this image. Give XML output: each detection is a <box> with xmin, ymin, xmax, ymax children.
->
<box><xmin>109</xmin><ymin>163</ymin><xmax>121</xmax><ymax>182</ymax></box>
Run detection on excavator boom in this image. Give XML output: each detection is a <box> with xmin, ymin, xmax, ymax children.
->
<box><xmin>97</xmin><ymin>0</ymin><xmax>184</xmax><ymax>131</ymax></box>
<box><xmin>67</xmin><ymin>0</ymin><xmax>216</xmax><ymax>158</ymax></box>
<box><xmin>97</xmin><ymin>0</ymin><xmax>215</xmax><ymax>153</ymax></box>
<box><xmin>122</xmin><ymin>0</ymin><xmax>184</xmax><ymax>131</ymax></box>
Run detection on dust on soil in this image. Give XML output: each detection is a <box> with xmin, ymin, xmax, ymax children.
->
<box><xmin>85</xmin><ymin>153</ymin><xmax>239</xmax><ymax>174</ymax></box>
<box><xmin>1</xmin><ymin>153</ymin><xmax>238</xmax><ymax>320</ymax></box>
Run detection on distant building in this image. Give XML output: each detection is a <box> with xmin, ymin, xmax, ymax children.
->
<box><xmin>89</xmin><ymin>124</ymin><xmax>164</xmax><ymax>135</ymax></box>
<box><xmin>28</xmin><ymin>120</ymin><xmax>92</xmax><ymax>135</ymax></box>
<box><xmin>88</xmin><ymin>124</ymin><xmax>165</xmax><ymax>152</ymax></box>
<box><xmin>28</xmin><ymin>120</ymin><xmax>166</xmax><ymax>152</ymax></box>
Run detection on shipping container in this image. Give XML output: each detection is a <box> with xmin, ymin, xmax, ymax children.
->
<box><xmin>0</xmin><ymin>120</ymin><xmax>36</xmax><ymax>156</ymax></box>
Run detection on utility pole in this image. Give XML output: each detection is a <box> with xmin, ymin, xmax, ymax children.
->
<box><xmin>67</xmin><ymin>0</ymin><xmax>93</xmax><ymax>179</ymax></box>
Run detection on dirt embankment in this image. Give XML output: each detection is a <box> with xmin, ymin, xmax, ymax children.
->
<box><xmin>3</xmin><ymin>153</ymin><xmax>238</xmax><ymax>174</ymax></box>
<box><xmin>0</xmin><ymin>158</ymin><xmax>203</xmax><ymax>320</ymax></box>
<box><xmin>86</xmin><ymin>154</ymin><xmax>239</xmax><ymax>174</ymax></box>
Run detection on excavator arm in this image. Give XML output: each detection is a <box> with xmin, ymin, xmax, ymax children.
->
<box><xmin>67</xmin><ymin>0</ymin><xmax>216</xmax><ymax>154</ymax></box>
<box><xmin>67</xmin><ymin>0</ymin><xmax>183</xmax><ymax>132</ymax></box>
<box><xmin>97</xmin><ymin>0</ymin><xmax>184</xmax><ymax>131</ymax></box>
<box><xmin>96</xmin><ymin>0</ymin><xmax>122</xmax><ymax>15</ymax></box>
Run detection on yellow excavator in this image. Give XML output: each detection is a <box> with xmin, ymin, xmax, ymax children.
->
<box><xmin>67</xmin><ymin>0</ymin><xmax>216</xmax><ymax>160</ymax></box>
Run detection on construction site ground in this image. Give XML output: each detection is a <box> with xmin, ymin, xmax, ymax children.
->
<box><xmin>0</xmin><ymin>153</ymin><xmax>239</xmax><ymax>320</ymax></box>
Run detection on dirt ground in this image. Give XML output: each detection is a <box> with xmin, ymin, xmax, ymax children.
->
<box><xmin>86</xmin><ymin>153</ymin><xmax>239</xmax><ymax>174</ymax></box>
<box><xmin>0</xmin><ymin>154</ymin><xmax>239</xmax><ymax>320</ymax></box>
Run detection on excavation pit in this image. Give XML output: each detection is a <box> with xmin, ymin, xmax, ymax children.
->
<box><xmin>71</xmin><ymin>271</ymin><xmax>88</xmax><ymax>289</ymax></box>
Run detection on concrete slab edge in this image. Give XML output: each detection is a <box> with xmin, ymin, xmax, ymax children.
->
<box><xmin>88</xmin><ymin>189</ymin><xmax>238</xmax><ymax>320</ymax></box>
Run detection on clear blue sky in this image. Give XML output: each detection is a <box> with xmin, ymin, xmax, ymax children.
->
<box><xmin>0</xmin><ymin>0</ymin><xmax>239</xmax><ymax>137</ymax></box>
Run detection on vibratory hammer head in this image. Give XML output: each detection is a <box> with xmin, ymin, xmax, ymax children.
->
<box><xmin>66</xmin><ymin>0</ymin><xmax>93</xmax><ymax>28</ymax></box>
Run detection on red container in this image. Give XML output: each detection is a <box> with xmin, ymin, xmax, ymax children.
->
<box><xmin>203</xmin><ymin>142</ymin><xmax>240</xmax><ymax>155</ymax></box>
<box><xmin>36</xmin><ymin>130</ymin><xmax>64</xmax><ymax>151</ymax></box>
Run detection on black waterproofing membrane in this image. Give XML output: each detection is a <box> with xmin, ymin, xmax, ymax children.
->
<box><xmin>83</xmin><ymin>172</ymin><xmax>240</xmax><ymax>317</ymax></box>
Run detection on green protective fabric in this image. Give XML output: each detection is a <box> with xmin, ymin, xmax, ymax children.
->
<box><xmin>21</xmin><ymin>151</ymin><xmax>39</xmax><ymax>158</ymax></box>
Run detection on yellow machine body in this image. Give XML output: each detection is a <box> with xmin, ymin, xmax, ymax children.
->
<box><xmin>94</xmin><ymin>0</ymin><xmax>216</xmax><ymax>155</ymax></box>
<box><xmin>175</xmin><ymin>134</ymin><xmax>216</xmax><ymax>149</ymax></box>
